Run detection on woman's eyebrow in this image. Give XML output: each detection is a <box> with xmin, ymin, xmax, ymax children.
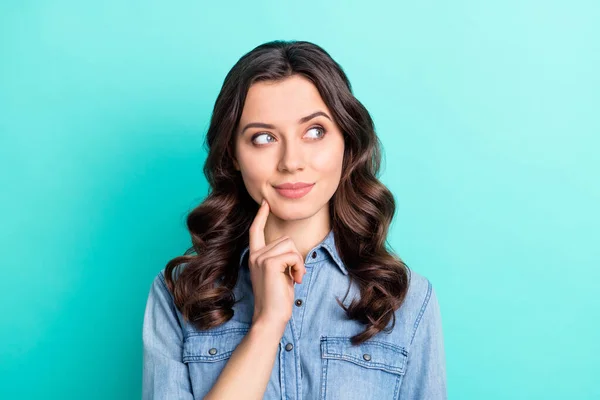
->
<box><xmin>239</xmin><ymin>111</ymin><xmax>331</xmax><ymax>135</ymax></box>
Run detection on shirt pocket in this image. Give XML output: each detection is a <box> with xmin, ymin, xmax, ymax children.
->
<box><xmin>182</xmin><ymin>324</ymin><xmax>250</xmax><ymax>399</ymax></box>
<box><xmin>319</xmin><ymin>336</ymin><xmax>408</xmax><ymax>400</ymax></box>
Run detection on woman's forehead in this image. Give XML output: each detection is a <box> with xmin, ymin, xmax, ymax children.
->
<box><xmin>241</xmin><ymin>75</ymin><xmax>329</xmax><ymax>123</ymax></box>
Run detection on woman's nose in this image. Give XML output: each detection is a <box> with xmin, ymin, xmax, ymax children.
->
<box><xmin>278</xmin><ymin>142</ymin><xmax>305</xmax><ymax>172</ymax></box>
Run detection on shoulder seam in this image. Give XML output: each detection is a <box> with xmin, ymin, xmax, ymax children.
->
<box><xmin>157</xmin><ymin>270</ymin><xmax>176</xmax><ymax>302</ymax></box>
<box><xmin>153</xmin><ymin>269</ymin><xmax>188</xmax><ymax>337</ymax></box>
<box><xmin>409</xmin><ymin>278</ymin><xmax>432</xmax><ymax>345</ymax></box>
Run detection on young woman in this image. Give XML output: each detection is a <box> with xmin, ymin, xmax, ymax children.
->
<box><xmin>142</xmin><ymin>40</ymin><xmax>447</xmax><ymax>400</ymax></box>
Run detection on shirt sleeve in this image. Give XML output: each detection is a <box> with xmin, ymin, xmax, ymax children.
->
<box><xmin>142</xmin><ymin>272</ymin><xmax>194</xmax><ymax>400</ymax></box>
<box><xmin>398</xmin><ymin>281</ymin><xmax>448</xmax><ymax>399</ymax></box>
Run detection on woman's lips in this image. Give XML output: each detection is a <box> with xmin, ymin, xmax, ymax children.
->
<box><xmin>274</xmin><ymin>183</ymin><xmax>315</xmax><ymax>199</ymax></box>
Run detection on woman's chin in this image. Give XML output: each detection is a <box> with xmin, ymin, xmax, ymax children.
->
<box><xmin>269</xmin><ymin>204</ymin><xmax>312</xmax><ymax>221</ymax></box>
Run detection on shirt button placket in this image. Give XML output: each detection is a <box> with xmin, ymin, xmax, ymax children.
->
<box><xmin>281</xmin><ymin>322</ymin><xmax>298</xmax><ymax>399</ymax></box>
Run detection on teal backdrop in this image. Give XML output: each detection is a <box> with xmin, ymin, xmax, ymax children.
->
<box><xmin>1</xmin><ymin>1</ymin><xmax>598</xmax><ymax>399</ymax></box>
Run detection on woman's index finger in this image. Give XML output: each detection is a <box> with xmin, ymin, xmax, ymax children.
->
<box><xmin>249</xmin><ymin>199</ymin><xmax>269</xmax><ymax>252</ymax></box>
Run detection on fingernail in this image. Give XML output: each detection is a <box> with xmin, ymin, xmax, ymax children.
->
<box><xmin>261</xmin><ymin>199</ymin><xmax>266</xmax><ymax>206</ymax></box>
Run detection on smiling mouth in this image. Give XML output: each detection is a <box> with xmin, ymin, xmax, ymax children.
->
<box><xmin>273</xmin><ymin>183</ymin><xmax>315</xmax><ymax>199</ymax></box>
<box><xmin>273</xmin><ymin>182</ymin><xmax>315</xmax><ymax>189</ymax></box>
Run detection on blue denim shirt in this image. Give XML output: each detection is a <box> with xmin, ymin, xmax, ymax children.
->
<box><xmin>142</xmin><ymin>228</ymin><xmax>447</xmax><ymax>399</ymax></box>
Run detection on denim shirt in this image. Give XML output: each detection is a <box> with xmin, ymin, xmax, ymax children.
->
<box><xmin>142</xmin><ymin>228</ymin><xmax>447</xmax><ymax>399</ymax></box>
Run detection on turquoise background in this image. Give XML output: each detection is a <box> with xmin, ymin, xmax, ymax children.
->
<box><xmin>1</xmin><ymin>1</ymin><xmax>598</xmax><ymax>399</ymax></box>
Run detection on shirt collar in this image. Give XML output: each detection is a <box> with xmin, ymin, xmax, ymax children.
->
<box><xmin>238</xmin><ymin>228</ymin><xmax>348</xmax><ymax>276</ymax></box>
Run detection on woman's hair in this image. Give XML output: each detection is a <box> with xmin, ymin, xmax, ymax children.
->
<box><xmin>163</xmin><ymin>40</ymin><xmax>410</xmax><ymax>345</ymax></box>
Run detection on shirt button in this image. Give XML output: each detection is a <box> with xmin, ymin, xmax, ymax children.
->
<box><xmin>208</xmin><ymin>348</ymin><xmax>218</xmax><ymax>355</ymax></box>
<box><xmin>295</xmin><ymin>299</ymin><xmax>303</xmax><ymax>307</ymax></box>
<box><xmin>285</xmin><ymin>343</ymin><xmax>294</xmax><ymax>351</ymax></box>
<box><xmin>363</xmin><ymin>353</ymin><xmax>371</xmax><ymax>361</ymax></box>
<box><xmin>311</xmin><ymin>251</ymin><xmax>317</xmax><ymax>259</ymax></box>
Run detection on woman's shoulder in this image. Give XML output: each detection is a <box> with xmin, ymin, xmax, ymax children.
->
<box><xmin>389</xmin><ymin>267</ymin><xmax>442</xmax><ymax>345</ymax></box>
<box><xmin>155</xmin><ymin>261</ymin><xmax>189</xmax><ymax>287</ymax></box>
<box><xmin>405</xmin><ymin>267</ymin><xmax>435</xmax><ymax>309</ymax></box>
<box><xmin>145</xmin><ymin>262</ymin><xmax>191</xmax><ymax>317</ymax></box>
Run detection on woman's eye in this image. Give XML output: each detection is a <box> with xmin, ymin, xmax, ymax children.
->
<box><xmin>305</xmin><ymin>126</ymin><xmax>326</xmax><ymax>139</ymax></box>
<box><xmin>251</xmin><ymin>133</ymin><xmax>275</xmax><ymax>145</ymax></box>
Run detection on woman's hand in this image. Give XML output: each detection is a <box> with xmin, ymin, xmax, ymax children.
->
<box><xmin>248</xmin><ymin>199</ymin><xmax>306</xmax><ymax>332</ymax></box>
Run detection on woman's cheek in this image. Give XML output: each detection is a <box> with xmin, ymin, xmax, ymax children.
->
<box><xmin>241</xmin><ymin>167</ymin><xmax>271</xmax><ymax>199</ymax></box>
<box><xmin>314</xmin><ymin>151</ymin><xmax>342</xmax><ymax>175</ymax></box>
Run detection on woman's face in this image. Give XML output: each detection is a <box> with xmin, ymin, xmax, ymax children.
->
<box><xmin>233</xmin><ymin>74</ymin><xmax>345</xmax><ymax>220</ymax></box>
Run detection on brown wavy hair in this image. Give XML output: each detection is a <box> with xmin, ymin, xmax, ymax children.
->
<box><xmin>163</xmin><ymin>40</ymin><xmax>410</xmax><ymax>345</ymax></box>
